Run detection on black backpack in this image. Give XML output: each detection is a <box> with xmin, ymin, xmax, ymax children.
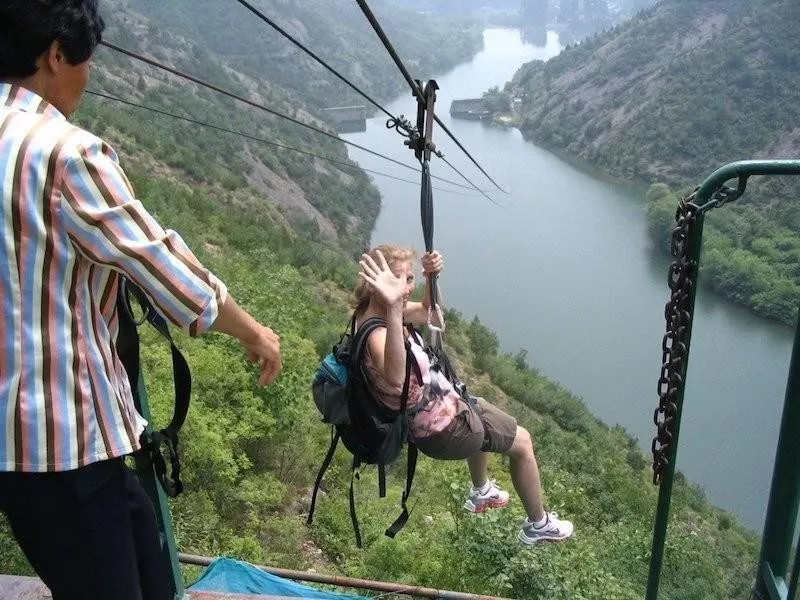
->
<box><xmin>307</xmin><ymin>314</ymin><xmax>421</xmax><ymax>547</ymax></box>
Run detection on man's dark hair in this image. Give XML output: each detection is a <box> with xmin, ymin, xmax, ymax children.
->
<box><xmin>0</xmin><ymin>0</ymin><xmax>105</xmax><ymax>80</ymax></box>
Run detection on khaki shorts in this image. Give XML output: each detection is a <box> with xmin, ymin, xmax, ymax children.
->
<box><xmin>414</xmin><ymin>397</ymin><xmax>518</xmax><ymax>460</ymax></box>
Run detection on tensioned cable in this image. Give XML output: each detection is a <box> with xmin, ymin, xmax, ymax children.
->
<box><xmin>229</xmin><ymin>0</ymin><xmax>501</xmax><ymax>201</ymax></box>
<box><xmin>437</xmin><ymin>155</ymin><xmax>503</xmax><ymax>207</ymax></box>
<box><xmin>232</xmin><ymin>0</ymin><xmax>395</xmax><ymax>123</ymax></box>
<box><xmin>98</xmin><ymin>41</ymin><xmax>480</xmax><ymax>193</ymax></box>
<box><xmin>85</xmin><ymin>90</ymin><xmax>481</xmax><ymax>197</ymax></box>
<box><xmin>354</xmin><ymin>0</ymin><xmax>507</xmax><ymax>194</ymax></box>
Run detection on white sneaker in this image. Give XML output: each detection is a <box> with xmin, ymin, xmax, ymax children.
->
<box><xmin>517</xmin><ymin>512</ymin><xmax>574</xmax><ymax>545</ymax></box>
<box><xmin>463</xmin><ymin>480</ymin><xmax>510</xmax><ymax>513</ymax></box>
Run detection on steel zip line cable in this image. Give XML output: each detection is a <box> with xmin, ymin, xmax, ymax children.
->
<box><xmin>232</xmin><ymin>0</ymin><xmax>395</xmax><ymax>122</ymax></box>
<box><xmin>84</xmin><ymin>90</ymin><xmax>481</xmax><ymax>197</ymax></box>
<box><xmin>354</xmin><ymin>0</ymin><xmax>507</xmax><ymax>194</ymax></box>
<box><xmin>98</xmin><ymin>41</ymin><xmax>480</xmax><ymax>193</ymax></box>
<box><xmin>229</xmin><ymin>0</ymin><xmax>501</xmax><ymax>201</ymax></box>
<box><xmin>438</xmin><ymin>155</ymin><xmax>504</xmax><ymax>207</ymax></box>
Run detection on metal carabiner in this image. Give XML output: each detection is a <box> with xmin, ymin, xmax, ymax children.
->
<box><xmin>427</xmin><ymin>302</ymin><xmax>445</xmax><ymax>334</ymax></box>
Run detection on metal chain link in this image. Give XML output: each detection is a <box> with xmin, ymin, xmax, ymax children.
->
<box><xmin>652</xmin><ymin>193</ymin><xmax>700</xmax><ymax>486</ymax></box>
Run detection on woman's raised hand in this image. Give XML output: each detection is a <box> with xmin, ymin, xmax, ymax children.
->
<box><xmin>359</xmin><ymin>250</ymin><xmax>406</xmax><ymax>308</ymax></box>
<box><xmin>421</xmin><ymin>250</ymin><xmax>443</xmax><ymax>276</ymax></box>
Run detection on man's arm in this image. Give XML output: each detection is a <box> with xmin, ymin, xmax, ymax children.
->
<box><xmin>211</xmin><ymin>295</ymin><xmax>281</xmax><ymax>385</ymax></box>
<box><xmin>60</xmin><ymin>140</ymin><xmax>224</xmax><ymax>332</ymax></box>
<box><xmin>59</xmin><ymin>139</ymin><xmax>280</xmax><ymax>383</ymax></box>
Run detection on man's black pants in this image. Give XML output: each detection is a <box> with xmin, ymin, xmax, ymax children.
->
<box><xmin>0</xmin><ymin>457</ymin><xmax>172</xmax><ymax>600</ymax></box>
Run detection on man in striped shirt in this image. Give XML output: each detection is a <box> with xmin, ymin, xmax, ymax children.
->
<box><xmin>0</xmin><ymin>2</ymin><xmax>282</xmax><ymax>599</ymax></box>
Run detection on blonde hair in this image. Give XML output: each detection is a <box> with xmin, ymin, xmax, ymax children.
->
<box><xmin>352</xmin><ymin>244</ymin><xmax>417</xmax><ymax>313</ymax></box>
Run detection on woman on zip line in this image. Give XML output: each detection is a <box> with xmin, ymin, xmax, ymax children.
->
<box><xmin>355</xmin><ymin>245</ymin><xmax>574</xmax><ymax>545</ymax></box>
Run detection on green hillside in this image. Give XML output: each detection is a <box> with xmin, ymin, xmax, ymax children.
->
<box><xmin>0</xmin><ymin>1</ymin><xmax>761</xmax><ymax>598</ymax></box>
<box><xmin>507</xmin><ymin>0</ymin><xmax>800</xmax><ymax>325</ymax></box>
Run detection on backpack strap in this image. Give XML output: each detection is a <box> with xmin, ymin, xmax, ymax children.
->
<box><xmin>117</xmin><ymin>277</ymin><xmax>191</xmax><ymax>497</ymax></box>
<box><xmin>350</xmin><ymin>316</ymin><xmax>387</xmax><ymax>365</ymax></box>
<box><xmin>385</xmin><ymin>442</ymin><xmax>418</xmax><ymax>539</ymax></box>
<box><xmin>377</xmin><ymin>464</ymin><xmax>387</xmax><ymax>498</ymax></box>
<box><xmin>307</xmin><ymin>428</ymin><xmax>340</xmax><ymax>525</ymax></box>
<box><xmin>349</xmin><ymin>455</ymin><xmax>364</xmax><ymax>548</ymax></box>
<box><xmin>404</xmin><ymin>325</ymin><xmax>424</xmax><ymax>391</ymax></box>
<box><xmin>382</xmin><ymin>339</ymin><xmax>417</xmax><ymax>539</ymax></box>
<box><xmin>353</xmin><ymin>317</ymin><xmax>422</xmax><ymax>398</ymax></box>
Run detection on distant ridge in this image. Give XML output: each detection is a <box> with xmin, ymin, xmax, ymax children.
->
<box><xmin>508</xmin><ymin>0</ymin><xmax>800</xmax><ymax>186</ymax></box>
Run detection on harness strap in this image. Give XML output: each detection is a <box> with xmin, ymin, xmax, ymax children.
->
<box><xmin>383</xmin><ymin>343</ymin><xmax>417</xmax><ymax>538</ymax></box>
<box><xmin>429</xmin><ymin>343</ymin><xmax>470</xmax><ymax>402</ymax></box>
<box><xmin>307</xmin><ymin>428</ymin><xmax>340</xmax><ymax>525</ymax></box>
<box><xmin>117</xmin><ymin>277</ymin><xmax>191</xmax><ymax>498</ymax></box>
<box><xmin>385</xmin><ymin>442</ymin><xmax>418</xmax><ymax>539</ymax></box>
<box><xmin>350</xmin><ymin>455</ymin><xmax>363</xmax><ymax>548</ymax></box>
<box><xmin>377</xmin><ymin>464</ymin><xmax>387</xmax><ymax>498</ymax></box>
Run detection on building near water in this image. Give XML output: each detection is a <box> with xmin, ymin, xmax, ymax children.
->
<box><xmin>322</xmin><ymin>105</ymin><xmax>367</xmax><ymax>133</ymax></box>
<box><xmin>449</xmin><ymin>98</ymin><xmax>491</xmax><ymax>120</ymax></box>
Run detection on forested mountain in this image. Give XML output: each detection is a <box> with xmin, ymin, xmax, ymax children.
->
<box><xmin>545</xmin><ymin>0</ymin><xmax>657</xmax><ymax>39</ymax></box>
<box><xmin>0</xmin><ymin>1</ymin><xmax>760</xmax><ymax>598</ymax></box>
<box><xmin>506</xmin><ymin>0</ymin><xmax>800</xmax><ymax>324</ymax></box>
<box><xmin>403</xmin><ymin>0</ymin><xmax>658</xmax><ymax>40</ymax></box>
<box><xmin>120</xmin><ymin>0</ymin><xmax>480</xmax><ymax>111</ymax></box>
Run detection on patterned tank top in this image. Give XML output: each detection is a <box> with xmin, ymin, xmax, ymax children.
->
<box><xmin>363</xmin><ymin>330</ymin><xmax>461</xmax><ymax>439</ymax></box>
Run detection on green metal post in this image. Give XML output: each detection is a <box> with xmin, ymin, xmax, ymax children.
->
<box><xmin>645</xmin><ymin>212</ymin><xmax>706</xmax><ymax>600</ymax></box>
<box><xmin>754</xmin><ymin>305</ymin><xmax>800</xmax><ymax>600</ymax></box>
<box><xmin>132</xmin><ymin>373</ymin><xmax>186</xmax><ymax>600</ymax></box>
<box><xmin>788</xmin><ymin>533</ymin><xmax>799</xmax><ymax>599</ymax></box>
<box><xmin>646</xmin><ymin>160</ymin><xmax>800</xmax><ymax>600</ymax></box>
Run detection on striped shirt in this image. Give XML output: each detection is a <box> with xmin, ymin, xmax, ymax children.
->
<box><xmin>0</xmin><ymin>83</ymin><xmax>228</xmax><ymax>472</ymax></box>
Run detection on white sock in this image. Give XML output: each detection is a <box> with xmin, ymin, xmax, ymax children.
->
<box><xmin>475</xmin><ymin>481</ymin><xmax>491</xmax><ymax>495</ymax></box>
<box><xmin>531</xmin><ymin>514</ymin><xmax>548</xmax><ymax>529</ymax></box>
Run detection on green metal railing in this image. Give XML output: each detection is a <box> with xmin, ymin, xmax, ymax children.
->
<box><xmin>646</xmin><ymin>160</ymin><xmax>800</xmax><ymax>600</ymax></box>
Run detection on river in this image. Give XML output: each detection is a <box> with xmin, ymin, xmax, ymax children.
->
<box><xmin>343</xmin><ymin>28</ymin><xmax>794</xmax><ymax>533</ymax></box>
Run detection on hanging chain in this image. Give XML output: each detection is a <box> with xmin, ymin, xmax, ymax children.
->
<box><xmin>652</xmin><ymin>193</ymin><xmax>700</xmax><ymax>486</ymax></box>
